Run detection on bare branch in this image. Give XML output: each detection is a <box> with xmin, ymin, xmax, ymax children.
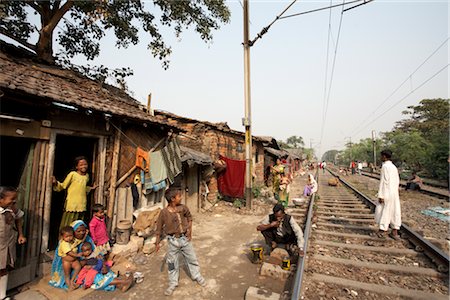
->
<box><xmin>27</xmin><ymin>1</ymin><xmax>42</xmax><ymax>15</ymax></box>
<box><xmin>0</xmin><ymin>29</ymin><xmax>36</xmax><ymax>51</ymax></box>
<box><xmin>52</xmin><ymin>0</ymin><xmax>62</xmax><ymax>15</ymax></box>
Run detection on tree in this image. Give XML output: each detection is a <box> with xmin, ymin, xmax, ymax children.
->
<box><xmin>286</xmin><ymin>136</ymin><xmax>304</xmax><ymax>148</ymax></box>
<box><xmin>322</xmin><ymin>150</ymin><xmax>339</xmax><ymax>163</ymax></box>
<box><xmin>382</xmin><ymin>129</ymin><xmax>430</xmax><ymax>171</ymax></box>
<box><xmin>392</xmin><ymin>99</ymin><xmax>449</xmax><ymax>179</ymax></box>
<box><xmin>0</xmin><ymin>1</ymin><xmax>230</xmax><ymax>68</ymax></box>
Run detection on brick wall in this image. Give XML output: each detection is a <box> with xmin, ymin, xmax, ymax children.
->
<box><xmin>165</xmin><ymin>118</ymin><xmax>266</xmax><ymax>200</ymax></box>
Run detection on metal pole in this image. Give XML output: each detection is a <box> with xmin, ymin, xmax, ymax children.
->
<box><xmin>243</xmin><ymin>0</ymin><xmax>252</xmax><ymax>208</ymax></box>
<box><xmin>372</xmin><ymin>130</ymin><xmax>376</xmax><ymax>168</ymax></box>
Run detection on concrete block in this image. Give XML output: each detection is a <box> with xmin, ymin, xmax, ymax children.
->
<box><xmin>14</xmin><ymin>289</ymin><xmax>50</xmax><ymax>300</ymax></box>
<box><xmin>111</xmin><ymin>240</ymin><xmax>139</xmax><ymax>257</ymax></box>
<box><xmin>143</xmin><ymin>241</ymin><xmax>156</xmax><ymax>254</ymax></box>
<box><xmin>130</xmin><ymin>235</ymin><xmax>144</xmax><ymax>249</ymax></box>
<box><xmin>270</xmin><ymin>248</ymin><xmax>289</xmax><ymax>263</ymax></box>
<box><xmin>260</xmin><ymin>262</ymin><xmax>291</xmax><ymax>280</ymax></box>
<box><xmin>245</xmin><ymin>286</ymin><xmax>280</xmax><ymax>300</ymax></box>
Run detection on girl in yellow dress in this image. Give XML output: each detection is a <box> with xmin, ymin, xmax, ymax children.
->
<box><xmin>53</xmin><ymin>156</ymin><xmax>97</xmax><ymax>229</ymax></box>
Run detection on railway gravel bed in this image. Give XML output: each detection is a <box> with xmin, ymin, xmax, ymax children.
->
<box><xmin>340</xmin><ymin>172</ymin><xmax>450</xmax><ymax>253</ymax></box>
<box><xmin>300</xmin><ymin>172</ymin><xmax>449</xmax><ymax>300</ymax></box>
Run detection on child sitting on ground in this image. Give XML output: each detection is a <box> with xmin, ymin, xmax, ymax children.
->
<box><xmin>74</xmin><ymin>242</ymin><xmax>103</xmax><ymax>289</ymax></box>
<box><xmin>58</xmin><ymin>226</ymin><xmax>83</xmax><ymax>289</ymax></box>
<box><xmin>89</xmin><ymin>204</ymin><xmax>110</xmax><ymax>256</ymax></box>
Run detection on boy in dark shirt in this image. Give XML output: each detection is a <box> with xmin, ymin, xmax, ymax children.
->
<box><xmin>155</xmin><ymin>188</ymin><xmax>206</xmax><ymax>296</ymax></box>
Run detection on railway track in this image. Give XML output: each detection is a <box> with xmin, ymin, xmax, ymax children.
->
<box><xmin>289</xmin><ymin>171</ymin><xmax>449</xmax><ymax>300</ymax></box>
<box><xmin>360</xmin><ymin>170</ymin><xmax>449</xmax><ymax>201</ymax></box>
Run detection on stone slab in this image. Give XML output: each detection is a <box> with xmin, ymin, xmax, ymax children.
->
<box><xmin>245</xmin><ymin>286</ymin><xmax>280</xmax><ymax>300</ymax></box>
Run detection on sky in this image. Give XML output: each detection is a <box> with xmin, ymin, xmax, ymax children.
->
<box><xmin>5</xmin><ymin>0</ymin><xmax>448</xmax><ymax>158</ymax></box>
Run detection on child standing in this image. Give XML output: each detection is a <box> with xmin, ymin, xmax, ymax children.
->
<box><xmin>58</xmin><ymin>226</ymin><xmax>83</xmax><ymax>290</ymax></box>
<box><xmin>53</xmin><ymin>156</ymin><xmax>97</xmax><ymax>229</ymax></box>
<box><xmin>0</xmin><ymin>187</ymin><xmax>26</xmax><ymax>300</ymax></box>
<box><xmin>89</xmin><ymin>204</ymin><xmax>110</xmax><ymax>256</ymax></box>
<box><xmin>155</xmin><ymin>188</ymin><xmax>206</xmax><ymax>296</ymax></box>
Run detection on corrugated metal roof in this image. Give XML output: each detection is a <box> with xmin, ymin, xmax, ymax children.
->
<box><xmin>180</xmin><ymin>146</ymin><xmax>213</xmax><ymax>167</ymax></box>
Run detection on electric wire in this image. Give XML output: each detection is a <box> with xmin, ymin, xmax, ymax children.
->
<box><xmin>352</xmin><ymin>63</ymin><xmax>449</xmax><ymax>137</ymax></box>
<box><xmin>319</xmin><ymin>0</ymin><xmax>346</xmax><ymax>154</ymax></box>
<box><xmin>320</xmin><ymin>0</ymin><xmax>334</xmax><ymax>143</ymax></box>
<box><xmin>350</xmin><ymin>37</ymin><xmax>449</xmax><ymax>135</ymax></box>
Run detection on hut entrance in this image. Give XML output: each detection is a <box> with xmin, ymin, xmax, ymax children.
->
<box><xmin>48</xmin><ymin>135</ymin><xmax>97</xmax><ymax>250</ymax></box>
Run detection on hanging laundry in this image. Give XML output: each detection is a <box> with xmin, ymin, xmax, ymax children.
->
<box><xmin>149</xmin><ymin>150</ymin><xmax>168</xmax><ymax>183</ymax></box>
<box><xmin>217</xmin><ymin>155</ymin><xmax>246</xmax><ymax>198</ymax></box>
<box><xmin>136</xmin><ymin>147</ymin><xmax>150</xmax><ymax>172</ymax></box>
<box><xmin>161</xmin><ymin>138</ymin><xmax>182</xmax><ymax>184</ymax></box>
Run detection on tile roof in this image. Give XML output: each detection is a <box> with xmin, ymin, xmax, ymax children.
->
<box><xmin>155</xmin><ymin>110</ymin><xmax>271</xmax><ymax>143</ymax></box>
<box><xmin>0</xmin><ymin>43</ymin><xmax>180</xmax><ymax>130</ymax></box>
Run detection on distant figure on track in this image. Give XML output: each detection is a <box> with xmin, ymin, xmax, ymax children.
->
<box><xmin>321</xmin><ymin>161</ymin><xmax>327</xmax><ymax>174</ymax></box>
<box><xmin>405</xmin><ymin>172</ymin><xmax>423</xmax><ymax>191</ymax></box>
<box><xmin>375</xmin><ymin>150</ymin><xmax>401</xmax><ymax>241</ymax></box>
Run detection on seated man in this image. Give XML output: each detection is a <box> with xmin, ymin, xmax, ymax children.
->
<box><xmin>405</xmin><ymin>172</ymin><xmax>423</xmax><ymax>191</ymax></box>
<box><xmin>257</xmin><ymin>204</ymin><xmax>304</xmax><ymax>255</ymax></box>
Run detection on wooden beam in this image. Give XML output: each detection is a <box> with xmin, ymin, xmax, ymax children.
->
<box><xmin>97</xmin><ymin>136</ymin><xmax>106</xmax><ymax>205</ymax></box>
<box><xmin>116</xmin><ymin>165</ymin><xmax>137</xmax><ymax>187</ymax></box>
<box><xmin>107</xmin><ymin>128</ymin><xmax>121</xmax><ymax>231</ymax></box>
<box><xmin>41</xmin><ymin>132</ymin><xmax>56</xmax><ymax>253</ymax></box>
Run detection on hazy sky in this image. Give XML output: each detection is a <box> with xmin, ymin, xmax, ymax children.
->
<box><xmin>8</xmin><ymin>0</ymin><xmax>449</xmax><ymax>157</ymax></box>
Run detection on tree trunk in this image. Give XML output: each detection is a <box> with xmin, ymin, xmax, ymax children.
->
<box><xmin>36</xmin><ymin>29</ymin><xmax>54</xmax><ymax>64</ymax></box>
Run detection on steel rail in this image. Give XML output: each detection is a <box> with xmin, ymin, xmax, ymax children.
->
<box><xmin>327</xmin><ymin>168</ymin><xmax>450</xmax><ymax>271</ymax></box>
<box><xmin>290</xmin><ymin>171</ymin><xmax>318</xmax><ymax>300</ymax></box>
<box><xmin>360</xmin><ymin>171</ymin><xmax>449</xmax><ymax>201</ymax></box>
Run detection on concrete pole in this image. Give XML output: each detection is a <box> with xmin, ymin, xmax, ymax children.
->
<box><xmin>243</xmin><ymin>0</ymin><xmax>252</xmax><ymax>208</ymax></box>
<box><xmin>372</xmin><ymin>130</ymin><xmax>376</xmax><ymax>168</ymax></box>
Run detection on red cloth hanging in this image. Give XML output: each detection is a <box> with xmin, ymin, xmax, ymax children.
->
<box><xmin>217</xmin><ymin>155</ymin><xmax>246</xmax><ymax>198</ymax></box>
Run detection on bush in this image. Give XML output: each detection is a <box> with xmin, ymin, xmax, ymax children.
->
<box><xmin>233</xmin><ymin>199</ymin><xmax>243</xmax><ymax>208</ymax></box>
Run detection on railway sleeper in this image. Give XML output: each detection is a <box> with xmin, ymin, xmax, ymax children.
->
<box><xmin>312</xmin><ymin>254</ymin><xmax>446</xmax><ymax>278</ymax></box>
<box><xmin>308</xmin><ymin>273</ymin><xmax>449</xmax><ymax>300</ymax></box>
<box><xmin>314</xmin><ymin>240</ymin><xmax>421</xmax><ymax>256</ymax></box>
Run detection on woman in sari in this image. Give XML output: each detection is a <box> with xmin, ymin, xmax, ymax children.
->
<box><xmin>271</xmin><ymin>158</ymin><xmax>285</xmax><ymax>201</ymax></box>
<box><xmin>303</xmin><ymin>174</ymin><xmax>318</xmax><ymax>196</ymax></box>
<box><xmin>49</xmin><ymin>220</ymin><xmax>132</xmax><ymax>292</ymax></box>
<box><xmin>49</xmin><ymin>220</ymin><xmax>95</xmax><ymax>289</ymax></box>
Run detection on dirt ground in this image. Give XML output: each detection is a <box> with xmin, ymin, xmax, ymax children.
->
<box><xmin>82</xmin><ymin>174</ymin><xmax>310</xmax><ymax>300</ymax></box>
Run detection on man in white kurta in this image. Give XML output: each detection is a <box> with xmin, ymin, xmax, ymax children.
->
<box><xmin>376</xmin><ymin>150</ymin><xmax>401</xmax><ymax>240</ymax></box>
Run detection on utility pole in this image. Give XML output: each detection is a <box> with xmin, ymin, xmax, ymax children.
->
<box><xmin>243</xmin><ymin>0</ymin><xmax>252</xmax><ymax>209</ymax></box>
<box><xmin>372</xmin><ymin>130</ymin><xmax>376</xmax><ymax>169</ymax></box>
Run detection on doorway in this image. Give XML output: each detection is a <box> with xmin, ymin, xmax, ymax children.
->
<box><xmin>48</xmin><ymin>135</ymin><xmax>97</xmax><ymax>250</ymax></box>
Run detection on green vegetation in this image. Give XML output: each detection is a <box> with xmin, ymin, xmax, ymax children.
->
<box><xmin>0</xmin><ymin>1</ymin><xmax>230</xmax><ymax>85</ymax></box>
<box><xmin>326</xmin><ymin>99</ymin><xmax>449</xmax><ymax>181</ymax></box>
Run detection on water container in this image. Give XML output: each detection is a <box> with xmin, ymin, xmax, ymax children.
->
<box><xmin>116</xmin><ymin>220</ymin><xmax>132</xmax><ymax>245</ymax></box>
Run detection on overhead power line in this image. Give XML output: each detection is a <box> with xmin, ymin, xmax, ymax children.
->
<box><xmin>352</xmin><ymin>63</ymin><xmax>449</xmax><ymax>137</ymax></box>
<box><xmin>249</xmin><ymin>0</ymin><xmax>372</xmax><ymax>46</ymax></box>
<box><xmin>351</xmin><ymin>37</ymin><xmax>449</xmax><ymax>136</ymax></box>
<box><xmin>319</xmin><ymin>0</ymin><xmax>346</xmax><ymax>154</ymax></box>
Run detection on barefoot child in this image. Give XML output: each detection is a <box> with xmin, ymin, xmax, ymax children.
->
<box><xmin>0</xmin><ymin>187</ymin><xmax>26</xmax><ymax>299</ymax></box>
<box><xmin>89</xmin><ymin>204</ymin><xmax>110</xmax><ymax>256</ymax></box>
<box><xmin>53</xmin><ymin>156</ymin><xmax>97</xmax><ymax>229</ymax></box>
<box><xmin>74</xmin><ymin>242</ymin><xmax>103</xmax><ymax>289</ymax></box>
<box><xmin>58</xmin><ymin>226</ymin><xmax>83</xmax><ymax>289</ymax></box>
<box><xmin>155</xmin><ymin>188</ymin><xmax>206</xmax><ymax>296</ymax></box>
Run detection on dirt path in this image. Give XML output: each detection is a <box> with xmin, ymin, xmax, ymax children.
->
<box><xmin>84</xmin><ymin>174</ymin><xmax>309</xmax><ymax>300</ymax></box>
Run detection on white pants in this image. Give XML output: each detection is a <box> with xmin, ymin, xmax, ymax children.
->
<box><xmin>0</xmin><ymin>274</ymin><xmax>8</xmax><ymax>299</ymax></box>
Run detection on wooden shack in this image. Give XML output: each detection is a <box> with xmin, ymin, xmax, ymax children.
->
<box><xmin>0</xmin><ymin>42</ymin><xmax>180</xmax><ymax>288</ymax></box>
